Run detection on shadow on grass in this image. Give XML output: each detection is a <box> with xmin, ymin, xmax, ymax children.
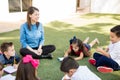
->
<box><xmin>45</xmin><ymin>21</ymin><xmax>114</xmax><ymax>47</ymax></box>
<box><xmin>45</xmin><ymin>20</ymin><xmax>115</xmax><ymax>32</ymax></box>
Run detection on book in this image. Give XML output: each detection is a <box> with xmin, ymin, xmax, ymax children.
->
<box><xmin>1</xmin><ymin>74</ymin><xmax>15</xmax><ymax>80</ymax></box>
<box><xmin>57</xmin><ymin>57</ymin><xmax>64</xmax><ymax>62</ymax></box>
<box><xmin>3</xmin><ymin>66</ymin><xmax>17</xmax><ymax>74</ymax></box>
<box><xmin>62</xmin><ymin>66</ymin><xmax>101</xmax><ymax>80</ymax></box>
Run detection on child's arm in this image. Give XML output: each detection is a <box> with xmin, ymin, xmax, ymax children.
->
<box><xmin>104</xmin><ymin>47</ymin><xmax>109</xmax><ymax>52</ymax></box>
<box><xmin>13</xmin><ymin>54</ymin><xmax>20</xmax><ymax>69</ymax></box>
<box><xmin>74</xmin><ymin>52</ymin><xmax>84</xmax><ymax>61</ymax></box>
<box><xmin>64</xmin><ymin>48</ymin><xmax>71</xmax><ymax>57</ymax></box>
<box><xmin>96</xmin><ymin>47</ymin><xmax>110</xmax><ymax>57</ymax></box>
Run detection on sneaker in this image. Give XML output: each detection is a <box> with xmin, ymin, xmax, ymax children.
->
<box><xmin>88</xmin><ymin>58</ymin><xmax>96</xmax><ymax>65</ymax></box>
<box><xmin>97</xmin><ymin>66</ymin><xmax>113</xmax><ymax>73</ymax></box>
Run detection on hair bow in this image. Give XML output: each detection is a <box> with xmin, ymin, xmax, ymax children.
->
<box><xmin>69</xmin><ymin>36</ymin><xmax>77</xmax><ymax>44</ymax></box>
<box><xmin>23</xmin><ymin>55</ymin><xmax>39</xmax><ymax>68</ymax></box>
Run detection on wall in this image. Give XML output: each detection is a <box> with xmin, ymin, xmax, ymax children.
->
<box><xmin>91</xmin><ymin>0</ymin><xmax>120</xmax><ymax>14</ymax></box>
<box><xmin>33</xmin><ymin>0</ymin><xmax>76</xmax><ymax>23</ymax></box>
<box><xmin>0</xmin><ymin>0</ymin><xmax>26</xmax><ymax>22</ymax></box>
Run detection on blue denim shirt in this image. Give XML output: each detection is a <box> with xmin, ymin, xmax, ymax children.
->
<box><xmin>0</xmin><ymin>54</ymin><xmax>20</xmax><ymax>65</ymax></box>
<box><xmin>20</xmin><ymin>22</ymin><xmax>44</xmax><ymax>48</ymax></box>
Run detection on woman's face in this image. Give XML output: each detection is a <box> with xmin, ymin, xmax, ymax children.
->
<box><xmin>29</xmin><ymin>10</ymin><xmax>39</xmax><ymax>23</ymax></box>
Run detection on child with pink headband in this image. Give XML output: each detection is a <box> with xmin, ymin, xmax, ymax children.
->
<box><xmin>15</xmin><ymin>55</ymin><xmax>40</xmax><ymax>80</ymax></box>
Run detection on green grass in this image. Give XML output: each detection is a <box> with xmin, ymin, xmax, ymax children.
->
<box><xmin>0</xmin><ymin>13</ymin><xmax>120</xmax><ymax>80</ymax></box>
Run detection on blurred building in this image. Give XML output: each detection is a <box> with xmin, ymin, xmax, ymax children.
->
<box><xmin>0</xmin><ymin>0</ymin><xmax>120</xmax><ymax>22</ymax></box>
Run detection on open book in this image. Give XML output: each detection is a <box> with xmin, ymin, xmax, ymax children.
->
<box><xmin>3</xmin><ymin>66</ymin><xmax>17</xmax><ymax>74</ymax></box>
<box><xmin>1</xmin><ymin>74</ymin><xmax>15</xmax><ymax>80</ymax></box>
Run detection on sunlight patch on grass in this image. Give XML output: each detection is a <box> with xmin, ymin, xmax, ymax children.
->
<box><xmin>81</xmin><ymin>13</ymin><xmax>120</xmax><ymax>20</ymax></box>
<box><xmin>45</xmin><ymin>25</ymin><xmax>76</xmax><ymax>31</ymax></box>
<box><xmin>0</xmin><ymin>36</ymin><xmax>19</xmax><ymax>40</ymax></box>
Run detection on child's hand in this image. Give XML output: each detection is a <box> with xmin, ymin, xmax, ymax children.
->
<box><xmin>6</xmin><ymin>64</ymin><xmax>12</xmax><ymax>66</ymax></box>
<box><xmin>13</xmin><ymin>64</ymin><xmax>18</xmax><ymax>69</ymax></box>
<box><xmin>64</xmin><ymin>54</ymin><xmax>68</xmax><ymax>57</ymax></box>
<box><xmin>62</xmin><ymin>74</ymin><xmax>71</xmax><ymax>80</ymax></box>
<box><xmin>96</xmin><ymin>47</ymin><xmax>104</xmax><ymax>53</ymax></box>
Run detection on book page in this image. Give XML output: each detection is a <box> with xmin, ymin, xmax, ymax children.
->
<box><xmin>3</xmin><ymin>66</ymin><xmax>17</xmax><ymax>74</ymax></box>
<box><xmin>1</xmin><ymin>74</ymin><xmax>15</xmax><ymax>80</ymax></box>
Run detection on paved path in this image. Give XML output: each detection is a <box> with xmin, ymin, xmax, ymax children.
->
<box><xmin>0</xmin><ymin>21</ymin><xmax>24</xmax><ymax>33</ymax></box>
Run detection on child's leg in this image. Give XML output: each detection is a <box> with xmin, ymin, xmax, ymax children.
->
<box><xmin>89</xmin><ymin>38</ymin><xmax>99</xmax><ymax>47</ymax></box>
<box><xmin>93</xmin><ymin>52</ymin><xmax>103</xmax><ymax>60</ymax></box>
<box><xmin>83</xmin><ymin>37</ymin><xmax>89</xmax><ymax>43</ymax></box>
<box><xmin>89</xmin><ymin>52</ymin><xmax>102</xmax><ymax>65</ymax></box>
<box><xmin>95</xmin><ymin>55</ymin><xmax>119</xmax><ymax>71</ymax></box>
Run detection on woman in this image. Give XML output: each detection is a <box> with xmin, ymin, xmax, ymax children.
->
<box><xmin>20</xmin><ymin>6</ymin><xmax>55</xmax><ymax>59</ymax></box>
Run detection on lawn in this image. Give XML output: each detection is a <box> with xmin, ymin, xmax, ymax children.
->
<box><xmin>0</xmin><ymin>13</ymin><xmax>120</xmax><ymax>80</ymax></box>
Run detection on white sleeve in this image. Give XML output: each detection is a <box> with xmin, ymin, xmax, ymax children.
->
<box><xmin>109</xmin><ymin>43</ymin><xmax>120</xmax><ymax>60</ymax></box>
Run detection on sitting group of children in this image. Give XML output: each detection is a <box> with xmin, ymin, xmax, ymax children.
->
<box><xmin>0</xmin><ymin>25</ymin><xmax>120</xmax><ymax>80</ymax></box>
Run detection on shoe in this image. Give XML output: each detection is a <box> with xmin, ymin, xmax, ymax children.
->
<box><xmin>88</xmin><ymin>58</ymin><xmax>96</xmax><ymax>65</ymax></box>
<box><xmin>41</xmin><ymin>54</ymin><xmax>53</xmax><ymax>59</ymax></box>
<box><xmin>47</xmin><ymin>54</ymin><xmax>53</xmax><ymax>59</ymax></box>
<box><xmin>97</xmin><ymin>66</ymin><xmax>113</xmax><ymax>73</ymax></box>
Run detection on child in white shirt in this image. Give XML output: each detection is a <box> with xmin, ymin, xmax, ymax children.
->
<box><xmin>89</xmin><ymin>25</ymin><xmax>120</xmax><ymax>73</ymax></box>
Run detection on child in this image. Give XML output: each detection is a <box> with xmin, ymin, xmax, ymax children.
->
<box><xmin>15</xmin><ymin>55</ymin><xmax>40</xmax><ymax>80</ymax></box>
<box><xmin>89</xmin><ymin>25</ymin><xmax>120</xmax><ymax>73</ymax></box>
<box><xmin>0</xmin><ymin>62</ymin><xmax>3</xmax><ymax>78</ymax></box>
<box><xmin>0</xmin><ymin>42</ymin><xmax>20</xmax><ymax>68</ymax></box>
<box><xmin>60</xmin><ymin>56</ymin><xmax>101</xmax><ymax>80</ymax></box>
<box><xmin>64</xmin><ymin>36</ymin><xmax>99</xmax><ymax>60</ymax></box>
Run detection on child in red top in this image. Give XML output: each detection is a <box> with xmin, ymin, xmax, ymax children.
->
<box><xmin>64</xmin><ymin>36</ymin><xmax>99</xmax><ymax>60</ymax></box>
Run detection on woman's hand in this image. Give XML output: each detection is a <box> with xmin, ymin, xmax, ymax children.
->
<box><xmin>38</xmin><ymin>48</ymin><xmax>42</xmax><ymax>55</ymax></box>
<box><xmin>33</xmin><ymin>50</ymin><xmax>42</xmax><ymax>55</ymax></box>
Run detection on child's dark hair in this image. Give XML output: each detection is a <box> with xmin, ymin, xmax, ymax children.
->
<box><xmin>15</xmin><ymin>60</ymin><xmax>39</xmax><ymax>80</ymax></box>
<box><xmin>0</xmin><ymin>42</ymin><xmax>13</xmax><ymax>53</ymax></box>
<box><xmin>0</xmin><ymin>62</ymin><xmax>3</xmax><ymax>71</ymax></box>
<box><xmin>72</xmin><ymin>38</ymin><xmax>89</xmax><ymax>56</ymax></box>
<box><xmin>111</xmin><ymin>25</ymin><xmax>120</xmax><ymax>37</ymax></box>
<box><xmin>60</xmin><ymin>56</ymin><xmax>79</xmax><ymax>73</ymax></box>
